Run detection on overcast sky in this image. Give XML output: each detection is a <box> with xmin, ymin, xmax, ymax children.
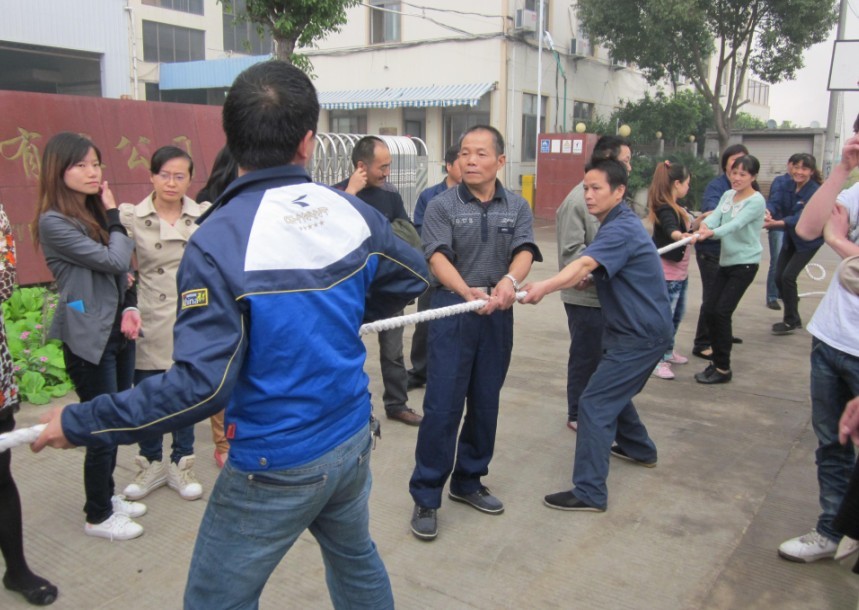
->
<box><xmin>768</xmin><ymin>6</ymin><xmax>859</xmax><ymax>144</ymax></box>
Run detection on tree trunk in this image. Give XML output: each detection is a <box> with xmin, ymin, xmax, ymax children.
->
<box><xmin>274</xmin><ymin>35</ymin><xmax>297</xmax><ymax>63</ymax></box>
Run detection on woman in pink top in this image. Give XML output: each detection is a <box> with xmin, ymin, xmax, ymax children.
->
<box><xmin>648</xmin><ymin>160</ymin><xmax>695</xmax><ymax>380</ymax></box>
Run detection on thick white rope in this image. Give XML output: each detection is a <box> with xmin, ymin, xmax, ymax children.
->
<box><xmin>0</xmin><ymin>424</ymin><xmax>45</xmax><ymax>452</ymax></box>
<box><xmin>799</xmin><ymin>262</ymin><xmax>827</xmax><ymax>298</ymax></box>
<box><xmin>359</xmin><ymin>291</ymin><xmax>529</xmax><ymax>335</ymax></box>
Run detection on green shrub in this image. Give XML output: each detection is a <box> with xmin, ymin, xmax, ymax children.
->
<box><xmin>3</xmin><ymin>287</ymin><xmax>72</xmax><ymax>404</ymax></box>
<box><xmin>628</xmin><ymin>152</ymin><xmax>716</xmax><ymax>212</ymax></box>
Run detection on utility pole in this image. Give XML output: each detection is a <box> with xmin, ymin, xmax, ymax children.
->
<box><xmin>824</xmin><ymin>0</ymin><xmax>849</xmax><ymax>177</ymax></box>
<box><xmin>535</xmin><ymin>0</ymin><xmax>545</xmax><ymax>186</ymax></box>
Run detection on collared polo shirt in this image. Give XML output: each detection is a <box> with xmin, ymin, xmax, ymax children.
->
<box><xmin>422</xmin><ymin>180</ymin><xmax>541</xmax><ymax>288</ymax></box>
<box><xmin>582</xmin><ymin>203</ymin><xmax>673</xmax><ymax>348</ymax></box>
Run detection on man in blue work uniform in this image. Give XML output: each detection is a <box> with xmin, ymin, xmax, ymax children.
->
<box><xmin>407</xmin><ymin>144</ymin><xmax>461</xmax><ymax>390</ymax></box>
<box><xmin>409</xmin><ymin>125</ymin><xmax>541</xmax><ymax>540</ymax></box>
<box><xmin>523</xmin><ymin>158</ymin><xmax>672</xmax><ymax>512</ymax></box>
<box><xmin>33</xmin><ymin>61</ymin><xmax>428</xmax><ymax>609</ymax></box>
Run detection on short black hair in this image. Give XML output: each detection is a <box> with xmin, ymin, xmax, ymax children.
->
<box><xmin>720</xmin><ymin>144</ymin><xmax>749</xmax><ymax>172</ymax></box>
<box><xmin>729</xmin><ymin>154</ymin><xmax>760</xmax><ymax>176</ymax></box>
<box><xmin>444</xmin><ymin>144</ymin><xmax>460</xmax><ymax>166</ymax></box>
<box><xmin>222</xmin><ymin>61</ymin><xmax>319</xmax><ymax>170</ymax></box>
<box><xmin>591</xmin><ymin>135</ymin><xmax>631</xmax><ymax>162</ymax></box>
<box><xmin>787</xmin><ymin>153</ymin><xmax>804</xmax><ymax>165</ymax></box>
<box><xmin>459</xmin><ymin>125</ymin><xmax>505</xmax><ymax>156</ymax></box>
<box><xmin>351</xmin><ymin>136</ymin><xmax>385</xmax><ymax>168</ymax></box>
<box><xmin>150</xmin><ymin>145</ymin><xmax>194</xmax><ymax>176</ymax></box>
<box><xmin>585</xmin><ymin>158</ymin><xmax>628</xmax><ymax>191</ymax></box>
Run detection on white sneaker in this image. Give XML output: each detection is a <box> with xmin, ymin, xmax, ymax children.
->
<box><xmin>111</xmin><ymin>494</ymin><xmax>147</xmax><ymax>518</ymax></box>
<box><xmin>835</xmin><ymin>536</ymin><xmax>859</xmax><ymax>561</ymax></box>
<box><xmin>652</xmin><ymin>361</ymin><xmax>675</xmax><ymax>380</ymax></box>
<box><xmin>123</xmin><ymin>456</ymin><xmax>167</xmax><ymax>500</ymax></box>
<box><xmin>85</xmin><ymin>513</ymin><xmax>144</xmax><ymax>541</ymax></box>
<box><xmin>778</xmin><ymin>529</ymin><xmax>838</xmax><ymax>562</ymax></box>
<box><xmin>168</xmin><ymin>455</ymin><xmax>203</xmax><ymax>501</ymax></box>
<box><xmin>666</xmin><ymin>351</ymin><xmax>689</xmax><ymax>365</ymax></box>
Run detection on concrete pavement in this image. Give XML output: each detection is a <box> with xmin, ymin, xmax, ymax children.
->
<box><xmin>4</xmin><ymin>219</ymin><xmax>859</xmax><ymax>609</ymax></box>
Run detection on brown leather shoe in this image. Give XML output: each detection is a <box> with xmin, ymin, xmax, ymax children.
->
<box><xmin>386</xmin><ymin>408</ymin><xmax>422</xmax><ymax>426</ymax></box>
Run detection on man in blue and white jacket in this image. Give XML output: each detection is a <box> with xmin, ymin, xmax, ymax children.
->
<box><xmin>34</xmin><ymin>61</ymin><xmax>428</xmax><ymax>609</ymax></box>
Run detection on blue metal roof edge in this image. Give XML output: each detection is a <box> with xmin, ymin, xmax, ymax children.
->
<box><xmin>159</xmin><ymin>55</ymin><xmax>272</xmax><ymax>90</ymax></box>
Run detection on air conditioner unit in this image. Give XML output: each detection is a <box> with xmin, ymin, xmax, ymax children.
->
<box><xmin>515</xmin><ymin>9</ymin><xmax>537</xmax><ymax>32</ymax></box>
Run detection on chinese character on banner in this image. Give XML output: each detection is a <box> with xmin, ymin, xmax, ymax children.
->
<box><xmin>0</xmin><ymin>128</ymin><xmax>42</xmax><ymax>179</ymax></box>
<box><xmin>172</xmin><ymin>136</ymin><xmax>193</xmax><ymax>157</ymax></box>
<box><xmin>116</xmin><ymin>136</ymin><xmax>152</xmax><ymax>171</ymax></box>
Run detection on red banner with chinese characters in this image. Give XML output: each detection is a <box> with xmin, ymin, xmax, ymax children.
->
<box><xmin>0</xmin><ymin>91</ymin><xmax>225</xmax><ymax>284</ymax></box>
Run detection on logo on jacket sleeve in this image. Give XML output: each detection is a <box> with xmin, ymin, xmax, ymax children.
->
<box><xmin>181</xmin><ymin>288</ymin><xmax>209</xmax><ymax>309</ymax></box>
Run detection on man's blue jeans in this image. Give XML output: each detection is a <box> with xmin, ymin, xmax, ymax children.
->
<box><xmin>184</xmin><ymin>425</ymin><xmax>392</xmax><ymax>610</ymax></box>
<box><xmin>564</xmin><ymin>303</ymin><xmax>603</xmax><ymax>423</ymax></box>
<box><xmin>809</xmin><ymin>338</ymin><xmax>858</xmax><ymax>543</ymax></box>
<box><xmin>571</xmin><ymin>339</ymin><xmax>666</xmax><ymax>509</ymax></box>
<box><xmin>135</xmin><ymin>369</ymin><xmax>195</xmax><ymax>464</ymax></box>
<box><xmin>766</xmin><ymin>230</ymin><xmax>784</xmax><ymax>303</ymax></box>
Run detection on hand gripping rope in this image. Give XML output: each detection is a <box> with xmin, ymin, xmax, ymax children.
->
<box><xmin>0</xmin><ymin>424</ymin><xmax>45</xmax><ymax>452</ymax></box>
<box><xmin>0</xmin><ymin>234</ymin><xmax>749</xmax><ymax>451</ymax></box>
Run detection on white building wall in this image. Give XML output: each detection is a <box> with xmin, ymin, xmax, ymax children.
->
<box><xmin>0</xmin><ymin>0</ymin><xmax>129</xmax><ymax>98</ymax></box>
<box><xmin>129</xmin><ymin>0</ymin><xmax>226</xmax><ymax>99</ymax></box>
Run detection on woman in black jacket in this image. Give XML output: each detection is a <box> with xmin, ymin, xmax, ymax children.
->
<box><xmin>648</xmin><ymin>160</ymin><xmax>695</xmax><ymax>380</ymax></box>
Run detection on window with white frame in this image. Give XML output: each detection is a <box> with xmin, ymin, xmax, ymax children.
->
<box><xmin>522</xmin><ymin>93</ymin><xmax>547</xmax><ymax>162</ymax></box>
<box><xmin>330</xmin><ymin>111</ymin><xmax>367</xmax><ymax>134</ymax></box>
<box><xmin>747</xmin><ymin>79</ymin><xmax>769</xmax><ymax>106</ymax></box>
<box><xmin>573</xmin><ymin>101</ymin><xmax>594</xmax><ymax>124</ymax></box>
<box><xmin>142</xmin><ymin>0</ymin><xmax>203</xmax><ymax>15</ymax></box>
<box><xmin>223</xmin><ymin>0</ymin><xmax>274</xmax><ymax>55</ymax></box>
<box><xmin>370</xmin><ymin>1</ymin><xmax>401</xmax><ymax>44</ymax></box>
<box><xmin>142</xmin><ymin>21</ymin><xmax>205</xmax><ymax>63</ymax></box>
<box><xmin>442</xmin><ymin>96</ymin><xmax>491</xmax><ymax>152</ymax></box>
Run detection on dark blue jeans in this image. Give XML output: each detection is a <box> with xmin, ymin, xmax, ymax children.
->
<box><xmin>809</xmin><ymin>338</ymin><xmax>859</xmax><ymax>542</ymax></box>
<box><xmin>135</xmin><ymin>369</ymin><xmax>195</xmax><ymax>464</ymax></box>
<box><xmin>564</xmin><ymin>303</ymin><xmax>603</xmax><ymax>422</ymax></box>
<box><xmin>702</xmin><ymin>263</ymin><xmax>758</xmax><ymax>371</ymax></box>
<box><xmin>63</xmin><ymin>330</ymin><xmax>135</xmax><ymax>524</ymax></box>
<box><xmin>409</xmin><ymin>289</ymin><xmax>513</xmax><ymax>509</ymax></box>
<box><xmin>766</xmin><ymin>230</ymin><xmax>784</xmax><ymax>303</ymax></box>
<box><xmin>408</xmin><ymin>286</ymin><xmax>436</xmax><ymax>383</ymax></box>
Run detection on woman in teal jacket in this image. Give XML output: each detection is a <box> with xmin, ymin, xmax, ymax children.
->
<box><xmin>694</xmin><ymin>155</ymin><xmax>766</xmax><ymax>384</ymax></box>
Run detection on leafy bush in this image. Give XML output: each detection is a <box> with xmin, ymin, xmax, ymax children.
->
<box><xmin>3</xmin><ymin>287</ymin><xmax>72</xmax><ymax>404</ymax></box>
<box><xmin>628</xmin><ymin>152</ymin><xmax>717</xmax><ymax>212</ymax></box>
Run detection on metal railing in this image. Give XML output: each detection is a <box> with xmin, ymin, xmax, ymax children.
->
<box><xmin>309</xmin><ymin>134</ymin><xmax>429</xmax><ymax>216</ymax></box>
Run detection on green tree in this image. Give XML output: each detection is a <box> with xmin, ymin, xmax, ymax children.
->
<box><xmin>733</xmin><ymin>112</ymin><xmax>768</xmax><ymax>130</ymax></box>
<box><xmin>221</xmin><ymin>0</ymin><xmax>361</xmax><ymax>72</ymax></box>
<box><xmin>613</xmin><ymin>90</ymin><xmax>713</xmax><ymax>147</ymax></box>
<box><xmin>577</xmin><ymin>0</ymin><xmax>837</xmax><ymax>149</ymax></box>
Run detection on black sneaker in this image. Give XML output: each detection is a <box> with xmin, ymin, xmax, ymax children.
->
<box><xmin>406</xmin><ymin>375</ymin><xmax>426</xmax><ymax>391</ymax></box>
<box><xmin>410</xmin><ymin>505</ymin><xmax>437</xmax><ymax>540</ymax></box>
<box><xmin>543</xmin><ymin>490</ymin><xmax>605</xmax><ymax>512</ymax></box>
<box><xmin>610</xmin><ymin>445</ymin><xmax>657</xmax><ymax>468</ymax></box>
<box><xmin>772</xmin><ymin>321</ymin><xmax>802</xmax><ymax>335</ymax></box>
<box><xmin>766</xmin><ymin>300</ymin><xmax>781</xmax><ymax>310</ymax></box>
<box><xmin>695</xmin><ymin>367</ymin><xmax>732</xmax><ymax>384</ymax></box>
<box><xmin>448</xmin><ymin>486</ymin><xmax>504</xmax><ymax>514</ymax></box>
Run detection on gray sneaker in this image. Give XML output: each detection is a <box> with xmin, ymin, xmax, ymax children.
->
<box><xmin>410</xmin><ymin>505</ymin><xmax>437</xmax><ymax>541</ymax></box>
<box><xmin>448</xmin><ymin>486</ymin><xmax>504</xmax><ymax>514</ymax></box>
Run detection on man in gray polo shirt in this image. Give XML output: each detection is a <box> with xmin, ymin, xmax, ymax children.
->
<box><xmin>408</xmin><ymin>125</ymin><xmax>542</xmax><ymax>540</ymax></box>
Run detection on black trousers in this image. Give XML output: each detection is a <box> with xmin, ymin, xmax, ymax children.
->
<box><xmin>702</xmin><ymin>264</ymin><xmax>758</xmax><ymax>371</ymax></box>
<box><xmin>693</xmin><ymin>250</ymin><xmax>721</xmax><ymax>350</ymax></box>
<box><xmin>775</xmin><ymin>239</ymin><xmax>820</xmax><ymax>327</ymax></box>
